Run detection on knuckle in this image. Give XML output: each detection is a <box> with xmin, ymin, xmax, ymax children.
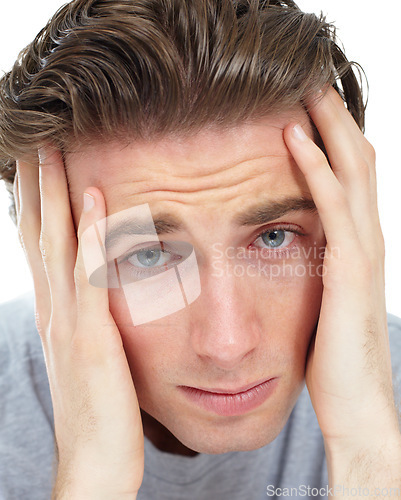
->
<box><xmin>17</xmin><ymin>218</ymin><xmax>29</xmax><ymax>240</ymax></box>
<box><xmin>16</xmin><ymin>223</ymin><xmax>27</xmax><ymax>250</ymax></box>
<box><xmin>73</xmin><ymin>272</ymin><xmax>91</xmax><ymax>311</ymax></box>
<box><xmin>34</xmin><ymin>310</ymin><xmax>44</xmax><ymax>335</ymax></box>
<box><xmin>301</xmin><ymin>149</ymin><xmax>328</xmax><ymax>178</ymax></box>
<box><xmin>75</xmin><ymin>292</ymin><xmax>93</xmax><ymax>320</ymax></box>
<box><xmin>47</xmin><ymin>315</ymin><xmax>69</xmax><ymax>345</ymax></box>
<box><xmin>312</xmin><ymin>150</ymin><xmax>330</xmax><ymax>170</ymax></box>
<box><xmin>351</xmin><ymin>158</ymin><xmax>371</xmax><ymax>182</ymax></box>
<box><xmin>363</xmin><ymin>140</ymin><xmax>376</xmax><ymax>163</ymax></box>
<box><xmin>73</xmin><ymin>263</ymin><xmax>83</xmax><ymax>288</ymax></box>
<box><xmin>34</xmin><ymin>310</ymin><xmax>48</xmax><ymax>341</ymax></box>
<box><xmin>74</xmin><ymin>259</ymin><xmax>91</xmax><ymax>290</ymax></box>
<box><xmin>16</xmin><ymin>220</ymin><xmax>23</xmax><ymax>237</ymax></box>
<box><xmin>69</xmin><ymin>333</ymin><xmax>87</xmax><ymax>358</ymax></box>
<box><xmin>326</xmin><ymin>184</ymin><xmax>347</xmax><ymax>210</ymax></box>
<box><xmin>17</xmin><ymin>213</ymin><xmax>40</xmax><ymax>248</ymax></box>
<box><xmin>39</xmin><ymin>231</ymin><xmax>53</xmax><ymax>260</ymax></box>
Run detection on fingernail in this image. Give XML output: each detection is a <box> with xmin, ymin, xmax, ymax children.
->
<box><xmin>292</xmin><ymin>123</ymin><xmax>307</xmax><ymax>142</ymax></box>
<box><xmin>83</xmin><ymin>192</ymin><xmax>95</xmax><ymax>213</ymax></box>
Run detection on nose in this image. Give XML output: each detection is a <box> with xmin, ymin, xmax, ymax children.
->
<box><xmin>189</xmin><ymin>269</ymin><xmax>263</xmax><ymax>370</ymax></box>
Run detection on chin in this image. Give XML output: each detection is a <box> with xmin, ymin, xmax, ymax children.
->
<box><xmin>181</xmin><ymin>432</ymin><xmax>278</xmax><ymax>455</ymax></box>
<box><xmin>163</xmin><ymin>405</ymin><xmax>294</xmax><ymax>455</ymax></box>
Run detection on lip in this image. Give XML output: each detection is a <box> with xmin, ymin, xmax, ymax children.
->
<box><xmin>178</xmin><ymin>377</ymin><xmax>278</xmax><ymax>416</ymax></box>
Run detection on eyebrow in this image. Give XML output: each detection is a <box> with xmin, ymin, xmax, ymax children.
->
<box><xmin>104</xmin><ymin>196</ymin><xmax>317</xmax><ymax>248</ymax></box>
<box><xmin>234</xmin><ymin>196</ymin><xmax>317</xmax><ymax>226</ymax></box>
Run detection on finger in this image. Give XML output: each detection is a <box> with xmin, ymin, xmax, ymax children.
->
<box><xmin>308</xmin><ymin>86</ymin><xmax>371</xmax><ymax>157</ymax></box>
<box><xmin>74</xmin><ymin>187</ymin><xmax>111</xmax><ymax>327</ymax></box>
<box><xmin>16</xmin><ymin>158</ymin><xmax>51</xmax><ymax>327</ymax></box>
<box><xmin>284</xmin><ymin>119</ymin><xmax>384</xmax><ymax>263</ymax></box>
<box><xmin>308</xmin><ymin>87</ymin><xmax>373</xmax><ymax>183</ymax></box>
<box><xmin>308</xmin><ymin>87</ymin><xmax>377</xmax><ymax>199</ymax></box>
<box><xmin>284</xmin><ymin>122</ymin><xmax>360</xmax><ymax>254</ymax></box>
<box><xmin>307</xmin><ymin>89</ymin><xmax>382</xmax><ymax>252</ymax></box>
<box><xmin>309</xmin><ymin>88</ymin><xmax>378</xmax><ymax>206</ymax></box>
<box><xmin>38</xmin><ymin>146</ymin><xmax>77</xmax><ymax>318</ymax></box>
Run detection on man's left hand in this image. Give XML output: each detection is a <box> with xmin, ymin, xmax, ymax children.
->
<box><xmin>283</xmin><ymin>86</ymin><xmax>401</xmax><ymax>489</ymax></box>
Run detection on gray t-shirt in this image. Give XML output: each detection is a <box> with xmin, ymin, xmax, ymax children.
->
<box><xmin>1</xmin><ymin>292</ymin><xmax>401</xmax><ymax>500</ymax></box>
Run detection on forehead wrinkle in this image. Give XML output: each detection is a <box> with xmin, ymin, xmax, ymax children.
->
<box><xmin>102</xmin><ymin>153</ymin><xmax>308</xmax><ymax>222</ymax></box>
<box><xmin>103</xmin><ymin>155</ymin><xmax>295</xmax><ymax>202</ymax></box>
<box><xmin>169</xmin><ymin>153</ymin><xmax>292</xmax><ymax>180</ymax></box>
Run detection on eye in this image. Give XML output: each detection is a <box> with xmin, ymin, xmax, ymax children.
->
<box><xmin>127</xmin><ymin>246</ymin><xmax>173</xmax><ymax>268</ymax></box>
<box><xmin>254</xmin><ymin>229</ymin><xmax>296</xmax><ymax>250</ymax></box>
<box><xmin>111</xmin><ymin>241</ymin><xmax>194</xmax><ymax>284</ymax></box>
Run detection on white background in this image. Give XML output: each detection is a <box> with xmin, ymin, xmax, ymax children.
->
<box><xmin>0</xmin><ymin>1</ymin><xmax>400</xmax><ymax>317</ymax></box>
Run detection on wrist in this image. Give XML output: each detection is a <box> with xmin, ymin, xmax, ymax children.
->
<box><xmin>53</xmin><ymin>459</ymin><xmax>141</xmax><ymax>500</ymax></box>
<box><xmin>52</xmin><ymin>480</ymin><xmax>138</xmax><ymax>500</ymax></box>
<box><xmin>321</xmin><ymin>402</ymin><xmax>401</xmax><ymax>457</ymax></box>
<box><xmin>324</xmin><ymin>432</ymin><xmax>401</xmax><ymax>489</ymax></box>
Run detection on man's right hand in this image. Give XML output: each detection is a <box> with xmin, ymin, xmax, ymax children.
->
<box><xmin>14</xmin><ymin>147</ymin><xmax>144</xmax><ymax>499</ymax></box>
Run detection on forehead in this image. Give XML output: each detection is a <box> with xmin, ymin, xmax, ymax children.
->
<box><xmin>65</xmin><ymin>109</ymin><xmax>313</xmax><ymax>223</ymax></box>
<box><xmin>66</xmin><ymin>108</ymin><xmax>310</xmax><ymax>176</ymax></box>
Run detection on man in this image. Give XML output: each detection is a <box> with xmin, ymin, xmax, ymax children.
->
<box><xmin>0</xmin><ymin>0</ymin><xmax>400</xmax><ymax>498</ymax></box>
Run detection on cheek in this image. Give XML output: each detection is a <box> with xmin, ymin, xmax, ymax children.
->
<box><xmin>253</xmin><ymin>249</ymin><xmax>323</xmax><ymax>305</ymax></box>
<box><xmin>253</xmin><ymin>254</ymin><xmax>323</xmax><ymax>360</ymax></box>
<box><xmin>108</xmin><ymin>288</ymin><xmax>180</xmax><ymax>385</ymax></box>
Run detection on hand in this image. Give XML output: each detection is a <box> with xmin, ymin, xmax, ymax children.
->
<box><xmin>14</xmin><ymin>148</ymin><xmax>144</xmax><ymax>499</ymax></box>
<box><xmin>283</xmin><ymin>87</ymin><xmax>401</xmax><ymax>483</ymax></box>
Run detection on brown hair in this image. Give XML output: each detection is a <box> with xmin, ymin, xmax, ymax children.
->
<box><xmin>0</xmin><ymin>0</ymin><xmax>366</xmax><ymax>220</ymax></box>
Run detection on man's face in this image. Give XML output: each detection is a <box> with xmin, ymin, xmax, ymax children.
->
<box><xmin>66</xmin><ymin>111</ymin><xmax>325</xmax><ymax>454</ymax></box>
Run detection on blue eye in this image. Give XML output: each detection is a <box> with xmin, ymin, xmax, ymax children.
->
<box><xmin>262</xmin><ymin>230</ymin><xmax>285</xmax><ymax>248</ymax></box>
<box><xmin>255</xmin><ymin>229</ymin><xmax>295</xmax><ymax>250</ymax></box>
<box><xmin>128</xmin><ymin>247</ymin><xmax>172</xmax><ymax>268</ymax></box>
<box><xmin>111</xmin><ymin>241</ymin><xmax>194</xmax><ymax>284</ymax></box>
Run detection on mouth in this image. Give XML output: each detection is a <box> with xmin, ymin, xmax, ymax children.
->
<box><xmin>178</xmin><ymin>377</ymin><xmax>278</xmax><ymax>417</ymax></box>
